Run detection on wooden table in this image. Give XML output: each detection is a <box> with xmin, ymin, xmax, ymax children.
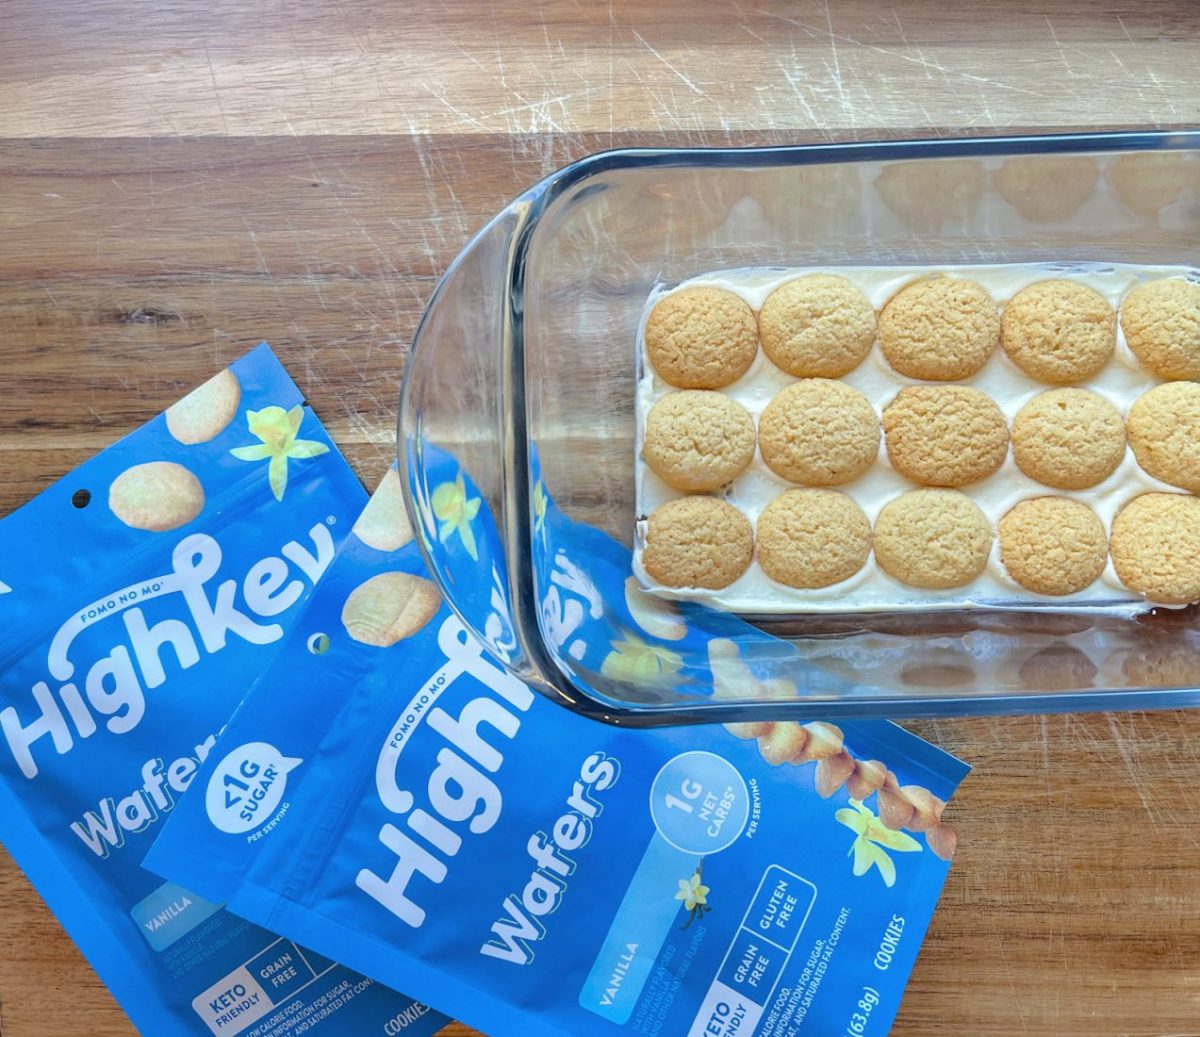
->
<box><xmin>2</xmin><ymin>2</ymin><xmax>1200</xmax><ymax>1034</ymax></box>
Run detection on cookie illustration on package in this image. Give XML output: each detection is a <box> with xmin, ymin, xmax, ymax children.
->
<box><xmin>164</xmin><ymin>367</ymin><xmax>241</xmax><ymax>444</ymax></box>
<box><xmin>623</xmin><ymin>575</ymin><xmax>687</xmax><ymax>641</ymax></box>
<box><xmin>341</xmin><ymin>571</ymin><xmax>442</xmax><ymax>646</ymax></box>
<box><xmin>352</xmin><ymin>467</ymin><xmax>415</xmax><ymax>552</ymax></box>
<box><xmin>108</xmin><ymin>460</ymin><xmax>204</xmax><ymax>531</ymax></box>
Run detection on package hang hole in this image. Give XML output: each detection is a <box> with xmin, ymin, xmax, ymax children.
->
<box><xmin>71</xmin><ymin>489</ymin><xmax>91</xmax><ymax>509</ymax></box>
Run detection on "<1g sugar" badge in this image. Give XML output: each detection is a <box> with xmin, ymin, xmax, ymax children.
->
<box><xmin>205</xmin><ymin>742</ymin><xmax>303</xmax><ymax>835</ymax></box>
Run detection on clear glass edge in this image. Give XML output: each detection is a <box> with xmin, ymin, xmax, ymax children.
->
<box><xmin>401</xmin><ymin>129</ymin><xmax>1200</xmax><ymax>724</ymax></box>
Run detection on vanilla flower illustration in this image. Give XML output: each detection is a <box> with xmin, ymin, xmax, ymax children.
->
<box><xmin>676</xmin><ymin>871</ymin><xmax>709</xmax><ymax>912</ymax></box>
<box><xmin>533</xmin><ymin>479</ymin><xmax>549</xmax><ymax>535</ymax></box>
<box><xmin>230</xmin><ymin>405</ymin><xmax>328</xmax><ymax>501</ymax></box>
<box><xmin>676</xmin><ymin>867</ymin><xmax>711</xmax><ymax>929</ymax></box>
<box><xmin>836</xmin><ymin>799</ymin><xmax>922</xmax><ymax>888</ymax></box>
<box><xmin>600</xmin><ymin>631</ymin><xmax>683</xmax><ymax>689</ymax></box>
<box><xmin>431</xmin><ymin>473</ymin><xmax>481</xmax><ymax>561</ymax></box>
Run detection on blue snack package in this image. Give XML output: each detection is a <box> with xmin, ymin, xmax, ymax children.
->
<box><xmin>147</xmin><ymin>456</ymin><xmax>970</xmax><ymax>1037</ymax></box>
<box><xmin>0</xmin><ymin>345</ymin><xmax>444</xmax><ymax>1037</ymax></box>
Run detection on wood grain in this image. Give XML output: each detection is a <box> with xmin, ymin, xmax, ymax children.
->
<box><xmin>2</xmin><ymin>3</ymin><xmax>1200</xmax><ymax>1035</ymax></box>
<box><xmin>2</xmin><ymin>0</ymin><xmax>1199</xmax><ymax>137</ymax></box>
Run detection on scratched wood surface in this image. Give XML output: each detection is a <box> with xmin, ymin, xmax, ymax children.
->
<box><xmin>2</xmin><ymin>2</ymin><xmax>1200</xmax><ymax>1035</ymax></box>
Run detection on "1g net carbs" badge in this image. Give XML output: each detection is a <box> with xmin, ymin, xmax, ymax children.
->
<box><xmin>649</xmin><ymin>750</ymin><xmax>750</xmax><ymax>856</ymax></box>
<box><xmin>205</xmin><ymin>742</ymin><xmax>303</xmax><ymax>835</ymax></box>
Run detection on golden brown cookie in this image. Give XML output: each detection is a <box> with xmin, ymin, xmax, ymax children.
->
<box><xmin>1011</xmin><ymin>388</ymin><xmax>1126</xmax><ymax>490</ymax></box>
<box><xmin>882</xmin><ymin>386</ymin><xmax>1008</xmax><ymax>487</ymax></box>
<box><xmin>1108</xmin><ymin>151</ymin><xmax>1197</xmax><ymax>217</ymax></box>
<box><xmin>758</xmin><ymin>380</ymin><xmax>879</xmax><ymax>486</ymax></box>
<box><xmin>644</xmin><ymin>286</ymin><xmax>759</xmax><ymax>389</ymax></box>
<box><xmin>166</xmin><ymin>368</ymin><xmax>242</xmax><ymax>445</ymax></box>
<box><xmin>1111</xmin><ymin>493</ymin><xmax>1200</xmax><ymax>605</ymax></box>
<box><xmin>642</xmin><ymin>390</ymin><xmax>756</xmax><ymax>491</ymax></box>
<box><xmin>341</xmin><ymin>572</ymin><xmax>442</xmax><ymax>647</ymax></box>
<box><xmin>109</xmin><ymin>461</ymin><xmax>205</xmax><ymax>532</ymax></box>
<box><xmin>873</xmin><ymin>489</ymin><xmax>992</xmax><ymax>590</ymax></box>
<box><xmin>1001</xmin><ymin>280</ymin><xmax>1116</xmax><ymax>384</ymax></box>
<box><xmin>352</xmin><ymin>468</ymin><xmax>414</xmax><ymax>552</ymax></box>
<box><xmin>1120</xmin><ymin>278</ymin><xmax>1200</xmax><ymax>381</ymax></box>
<box><xmin>642</xmin><ymin>496</ymin><xmax>754</xmax><ymax>589</ymax></box>
<box><xmin>878</xmin><ymin>278</ymin><xmax>1000</xmax><ymax>380</ymax></box>
<box><xmin>757</xmin><ymin>275</ymin><xmax>876</xmax><ymax>378</ymax></box>
<box><xmin>992</xmin><ymin>156</ymin><xmax>1100</xmax><ymax>223</ymax></box>
<box><xmin>755</xmin><ymin>489</ymin><xmax>872</xmax><ymax>589</ymax></box>
<box><xmin>998</xmin><ymin>497</ymin><xmax>1108</xmax><ymax>596</ymax></box>
<box><xmin>1127</xmin><ymin>381</ymin><xmax>1200</xmax><ymax>491</ymax></box>
<box><xmin>874</xmin><ymin>158</ymin><xmax>986</xmax><ymax>233</ymax></box>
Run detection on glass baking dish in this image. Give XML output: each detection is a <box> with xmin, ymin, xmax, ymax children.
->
<box><xmin>400</xmin><ymin>130</ymin><xmax>1200</xmax><ymax>725</ymax></box>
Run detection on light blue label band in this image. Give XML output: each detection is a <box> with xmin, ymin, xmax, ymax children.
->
<box><xmin>131</xmin><ymin>881</ymin><xmax>223</xmax><ymax>952</ymax></box>
<box><xmin>579</xmin><ymin>834</ymin><xmax>699</xmax><ymax>1024</ymax></box>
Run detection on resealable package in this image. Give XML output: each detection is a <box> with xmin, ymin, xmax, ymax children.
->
<box><xmin>0</xmin><ymin>345</ymin><xmax>443</xmax><ymax>1036</ymax></box>
<box><xmin>148</xmin><ymin>454</ymin><xmax>969</xmax><ymax>1037</ymax></box>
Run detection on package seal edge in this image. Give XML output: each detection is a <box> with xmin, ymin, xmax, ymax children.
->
<box><xmin>837</xmin><ymin>723</ymin><xmax>970</xmax><ymax>791</ymax></box>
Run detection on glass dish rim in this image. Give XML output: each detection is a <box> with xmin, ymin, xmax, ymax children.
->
<box><xmin>401</xmin><ymin>129</ymin><xmax>1200</xmax><ymax>725</ymax></box>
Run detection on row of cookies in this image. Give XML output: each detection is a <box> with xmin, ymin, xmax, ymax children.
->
<box><xmin>645</xmin><ymin>276</ymin><xmax>1200</xmax><ymax>388</ymax></box>
<box><xmin>641</xmin><ymin>490</ymin><xmax>1200</xmax><ymax>606</ymax></box>
<box><xmin>644</xmin><ymin>380</ymin><xmax>1200</xmax><ymax>494</ymax></box>
<box><xmin>875</xmin><ymin>152</ymin><xmax>1196</xmax><ymax>227</ymax></box>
